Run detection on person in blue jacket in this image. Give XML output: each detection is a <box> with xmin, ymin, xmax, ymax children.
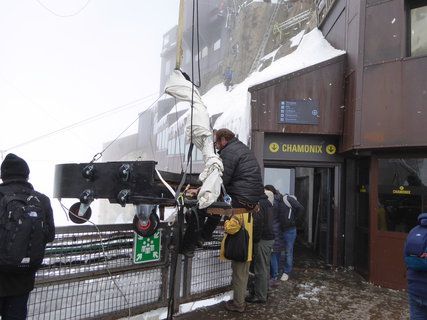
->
<box><xmin>406</xmin><ymin>213</ymin><xmax>427</xmax><ymax>319</ymax></box>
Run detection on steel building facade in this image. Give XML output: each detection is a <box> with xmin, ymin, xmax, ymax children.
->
<box><xmin>249</xmin><ymin>0</ymin><xmax>427</xmax><ymax>289</ymax></box>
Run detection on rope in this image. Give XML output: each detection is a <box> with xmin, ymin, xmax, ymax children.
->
<box><xmin>155</xmin><ymin>169</ymin><xmax>178</xmax><ymax>200</ymax></box>
<box><xmin>167</xmin><ymin>1</ymin><xmax>202</xmax><ymax>318</ymax></box>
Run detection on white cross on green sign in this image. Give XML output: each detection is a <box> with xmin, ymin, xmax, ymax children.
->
<box><xmin>133</xmin><ymin>230</ymin><xmax>161</xmax><ymax>264</ymax></box>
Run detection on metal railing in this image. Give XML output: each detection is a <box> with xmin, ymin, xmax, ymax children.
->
<box><xmin>28</xmin><ymin>222</ymin><xmax>231</xmax><ymax>320</ymax></box>
<box><xmin>315</xmin><ymin>0</ymin><xmax>337</xmax><ymax>26</ymax></box>
<box><xmin>273</xmin><ymin>10</ymin><xmax>313</xmax><ymax>35</ymax></box>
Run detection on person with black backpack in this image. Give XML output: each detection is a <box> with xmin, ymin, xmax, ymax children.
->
<box><xmin>265</xmin><ymin>185</ymin><xmax>304</xmax><ymax>282</ymax></box>
<box><xmin>279</xmin><ymin>193</ymin><xmax>304</xmax><ymax>281</ymax></box>
<box><xmin>0</xmin><ymin>153</ymin><xmax>55</xmax><ymax>320</ymax></box>
<box><xmin>404</xmin><ymin>213</ymin><xmax>427</xmax><ymax>319</ymax></box>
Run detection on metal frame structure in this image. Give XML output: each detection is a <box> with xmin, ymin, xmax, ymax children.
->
<box><xmin>28</xmin><ymin>223</ymin><xmax>231</xmax><ymax>320</ymax></box>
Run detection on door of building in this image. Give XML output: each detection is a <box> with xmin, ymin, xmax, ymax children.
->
<box><xmin>313</xmin><ymin>168</ymin><xmax>334</xmax><ymax>263</ymax></box>
<box><xmin>352</xmin><ymin>158</ymin><xmax>370</xmax><ymax>278</ymax></box>
<box><xmin>370</xmin><ymin>156</ymin><xmax>427</xmax><ymax>289</ymax></box>
<box><xmin>264</xmin><ymin>165</ymin><xmax>338</xmax><ymax>265</ymax></box>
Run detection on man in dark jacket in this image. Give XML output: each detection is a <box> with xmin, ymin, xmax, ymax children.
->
<box><xmin>246</xmin><ymin>191</ymin><xmax>274</xmax><ymax>303</ymax></box>
<box><xmin>182</xmin><ymin>128</ymin><xmax>264</xmax><ymax>259</ymax></box>
<box><xmin>214</xmin><ymin>128</ymin><xmax>264</xmax><ymax>313</ymax></box>
<box><xmin>0</xmin><ymin>153</ymin><xmax>55</xmax><ymax>320</ymax></box>
<box><xmin>215</xmin><ymin>128</ymin><xmax>264</xmax><ymax>209</ymax></box>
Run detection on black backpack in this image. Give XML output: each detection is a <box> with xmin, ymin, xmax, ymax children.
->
<box><xmin>0</xmin><ymin>187</ymin><xmax>49</xmax><ymax>272</ymax></box>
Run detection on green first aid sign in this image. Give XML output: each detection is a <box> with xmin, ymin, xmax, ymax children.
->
<box><xmin>133</xmin><ymin>230</ymin><xmax>161</xmax><ymax>264</ymax></box>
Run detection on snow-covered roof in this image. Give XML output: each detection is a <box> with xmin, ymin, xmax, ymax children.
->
<box><xmin>248</xmin><ymin>28</ymin><xmax>346</xmax><ymax>87</ymax></box>
<box><xmin>203</xmin><ymin>28</ymin><xmax>346</xmax><ymax>143</ymax></box>
<box><xmin>163</xmin><ymin>28</ymin><xmax>346</xmax><ymax>145</ymax></box>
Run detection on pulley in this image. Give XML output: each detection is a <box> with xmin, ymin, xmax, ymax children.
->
<box><xmin>68</xmin><ymin>202</ymin><xmax>92</xmax><ymax>224</ymax></box>
<box><xmin>132</xmin><ymin>204</ymin><xmax>160</xmax><ymax>237</ymax></box>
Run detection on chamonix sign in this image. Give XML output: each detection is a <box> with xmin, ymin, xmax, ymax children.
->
<box><xmin>264</xmin><ymin>133</ymin><xmax>342</xmax><ymax>162</ymax></box>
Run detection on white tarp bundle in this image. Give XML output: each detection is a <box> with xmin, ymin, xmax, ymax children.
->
<box><xmin>164</xmin><ymin>70</ymin><xmax>223</xmax><ymax>209</ymax></box>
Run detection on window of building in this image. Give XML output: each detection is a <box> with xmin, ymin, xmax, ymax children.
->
<box><xmin>162</xmin><ymin>129</ymin><xmax>168</xmax><ymax>149</ymax></box>
<box><xmin>163</xmin><ymin>34</ymin><xmax>170</xmax><ymax>47</ymax></box>
<box><xmin>156</xmin><ymin>130</ymin><xmax>162</xmax><ymax>149</ymax></box>
<box><xmin>157</xmin><ymin>129</ymin><xmax>168</xmax><ymax>150</ymax></box>
<box><xmin>377</xmin><ymin>158</ymin><xmax>427</xmax><ymax>232</ymax></box>
<box><xmin>184</xmin><ymin>49</ymin><xmax>191</xmax><ymax>64</ymax></box>
<box><xmin>165</xmin><ymin>60</ymin><xmax>171</xmax><ymax>76</ymax></box>
<box><xmin>201</xmin><ymin>46</ymin><xmax>208</xmax><ymax>58</ymax></box>
<box><xmin>184</xmin><ymin>143</ymin><xmax>202</xmax><ymax>161</ymax></box>
<box><xmin>213</xmin><ymin>38</ymin><xmax>221</xmax><ymax>51</ymax></box>
<box><xmin>407</xmin><ymin>1</ymin><xmax>427</xmax><ymax>57</ymax></box>
<box><xmin>179</xmin><ymin>133</ymin><xmax>185</xmax><ymax>154</ymax></box>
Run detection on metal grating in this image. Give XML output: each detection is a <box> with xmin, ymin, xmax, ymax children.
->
<box><xmin>29</xmin><ymin>269</ymin><xmax>163</xmax><ymax>320</ymax></box>
<box><xmin>189</xmin><ymin>230</ymin><xmax>232</xmax><ymax>295</ymax></box>
<box><xmin>27</xmin><ymin>222</ymin><xmax>231</xmax><ymax>320</ymax></box>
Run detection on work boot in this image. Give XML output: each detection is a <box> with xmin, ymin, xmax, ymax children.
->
<box><xmin>197</xmin><ymin>236</ymin><xmax>206</xmax><ymax>248</ymax></box>
<box><xmin>225</xmin><ymin>300</ymin><xmax>245</xmax><ymax>313</ymax></box>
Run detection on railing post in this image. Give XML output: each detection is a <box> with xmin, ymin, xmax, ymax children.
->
<box><xmin>171</xmin><ymin>255</ymin><xmax>182</xmax><ymax>313</ymax></box>
<box><xmin>167</xmin><ymin>206</ymin><xmax>185</xmax><ymax>318</ymax></box>
<box><xmin>182</xmin><ymin>256</ymin><xmax>193</xmax><ymax>298</ymax></box>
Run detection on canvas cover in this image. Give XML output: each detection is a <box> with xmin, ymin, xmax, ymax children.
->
<box><xmin>164</xmin><ymin>70</ymin><xmax>223</xmax><ymax>209</ymax></box>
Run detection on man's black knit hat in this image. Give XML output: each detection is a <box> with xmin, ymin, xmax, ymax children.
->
<box><xmin>1</xmin><ymin>153</ymin><xmax>30</xmax><ymax>181</ymax></box>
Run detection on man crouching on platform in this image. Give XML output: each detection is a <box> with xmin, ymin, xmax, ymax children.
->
<box><xmin>183</xmin><ymin>129</ymin><xmax>264</xmax><ymax>312</ymax></box>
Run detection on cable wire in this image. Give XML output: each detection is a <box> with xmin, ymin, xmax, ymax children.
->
<box><xmin>1</xmin><ymin>93</ymin><xmax>158</xmax><ymax>154</ymax></box>
<box><xmin>36</xmin><ymin>0</ymin><xmax>92</xmax><ymax>18</ymax></box>
<box><xmin>90</xmin><ymin>93</ymin><xmax>165</xmax><ymax>162</ymax></box>
<box><xmin>59</xmin><ymin>200</ymin><xmax>132</xmax><ymax>318</ymax></box>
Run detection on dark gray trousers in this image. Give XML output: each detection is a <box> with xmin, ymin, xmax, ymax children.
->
<box><xmin>253</xmin><ymin>239</ymin><xmax>274</xmax><ymax>301</ymax></box>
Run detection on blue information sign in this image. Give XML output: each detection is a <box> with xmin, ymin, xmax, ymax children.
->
<box><xmin>279</xmin><ymin>100</ymin><xmax>319</xmax><ymax>125</ymax></box>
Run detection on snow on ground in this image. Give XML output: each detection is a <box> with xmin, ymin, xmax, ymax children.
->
<box><xmin>119</xmin><ymin>291</ymin><xmax>232</xmax><ymax>320</ymax></box>
<box><xmin>171</xmin><ymin>243</ymin><xmax>409</xmax><ymax>320</ymax></box>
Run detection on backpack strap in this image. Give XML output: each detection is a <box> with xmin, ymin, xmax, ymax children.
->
<box><xmin>283</xmin><ymin>195</ymin><xmax>293</xmax><ymax>219</ymax></box>
<box><xmin>283</xmin><ymin>195</ymin><xmax>292</xmax><ymax>208</ymax></box>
